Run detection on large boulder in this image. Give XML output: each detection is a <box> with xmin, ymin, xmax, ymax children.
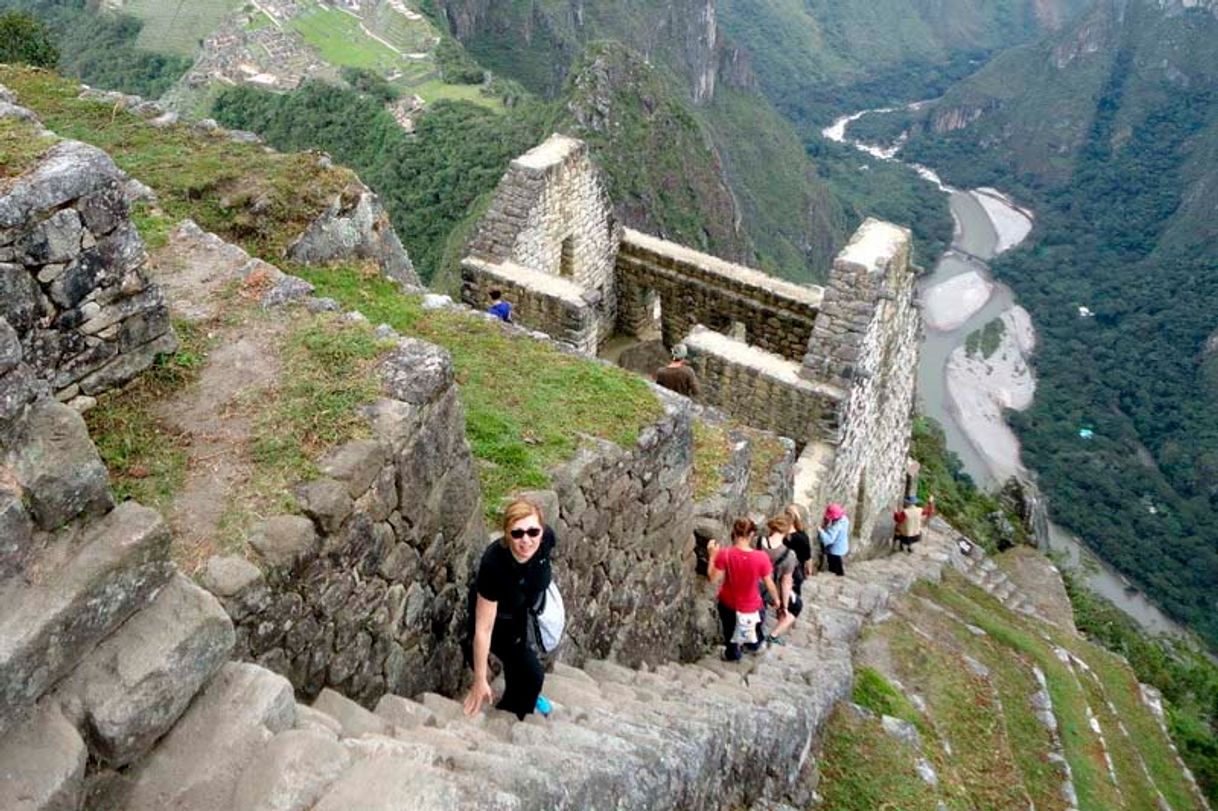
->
<box><xmin>285</xmin><ymin>189</ymin><xmax>419</xmax><ymax>289</ymax></box>
<box><xmin>0</xmin><ymin>502</ymin><xmax>171</xmax><ymax>734</ymax></box>
<box><xmin>5</xmin><ymin>399</ymin><xmax>113</xmax><ymax>530</ymax></box>
<box><xmin>56</xmin><ymin>574</ymin><xmax>235</xmax><ymax>767</ymax></box>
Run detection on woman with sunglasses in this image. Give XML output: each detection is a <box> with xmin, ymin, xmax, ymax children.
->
<box><xmin>463</xmin><ymin>498</ymin><xmax>556</xmax><ymax>720</ymax></box>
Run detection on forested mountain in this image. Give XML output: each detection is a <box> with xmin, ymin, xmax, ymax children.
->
<box><xmin>868</xmin><ymin>0</ymin><xmax>1218</xmax><ymax>644</ymax></box>
<box><xmin>425</xmin><ymin>0</ymin><xmax>851</xmax><ymax>280</ymax></box>
<box><xmin>716</xmin><ymin>0</ymin><xmax>1091</xmax><ymax>127</ymax></box>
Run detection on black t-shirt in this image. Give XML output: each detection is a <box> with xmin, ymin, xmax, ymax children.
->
<box><xmin>475</xmin><ymin>526</ymin><xmax>556</xmax><ymax>626</ymax></box>
<box><xmin>784</xmin><ymin>530</ymin><xmax>813</xmax><ymax>565</ymax></box>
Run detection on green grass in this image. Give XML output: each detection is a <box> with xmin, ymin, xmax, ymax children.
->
<box><xmin>0</xmin><ymin>114</ymin><xmax>56</xmax><ymax>179</ymax></box>
<box><xmin>691</xmin><ymin>421</ymin><xmax>731</xmax><ymax>503</ymax></box>
<box><xmin>819</xmin><ymin>704</ymin><xmax>948</xmax><ymax>811</ymax></box>
<box><xmin>123</xmin><ymin>0</ymin><xmax>240</xmax><ymax>57</ymax></box>
<box><xmin>924</xmin><ymin>598</ymin><xmax>1074</xmax><ymax>811</ymax></box>
<box><xmin>745</xmin><ymin>429</ymin><xmax>788</xmax><ymax>502</ymax></box>
<box><xmin>291</xmin><ymin>265</ymin><xmax>664</xmax><ymax>514</ymax></box>
<box><xmin>246</xmin><ymin>10</ymin><xmax>275</xmax><ymax>32</ymax></box>
<box><xmin>923</xmin><ymin>574</ymin><xmax>1128</xmax><ymax>810</ymax></box>
<box><xmin>250</xmin><ymin>316</ymin><xmax>389</xmax><ymax>483</ymax></box>
<box><xmin>85</xmin><ymin>319</ymin><xmax>209</xmax><ymax>509</ymax></box>
<box><xmin>852</xmin><ymin>665</ymin><xmax>923</xmax><ymax>727</ymax></box>
<box><xmin>883</xmin><ymin>618</ymin><xmax>1034</xmax><ymax>809</ymax></box>
<box><xmin>289</xmin><ymin>5</ymin><xmax>401</xmax><ymax>74</ymax></box>
<box><xmin>129</xmin><ymin>202</ymin><xmax>174</xmax><ymax>251</ymax></box>
<box><xmin>0</xmin><ymin>66</ymin><xmax>352</xmax><ymax>260</ymax></box>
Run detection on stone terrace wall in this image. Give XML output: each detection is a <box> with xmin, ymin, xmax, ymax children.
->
<box><xmin>544</xmin><ymin>388</ymin><xmax>706</xmax><ymax>667</ymax></box>
<box><xmin>465</xmin><ymin>134</ymin><xmax>621</xmax><ymax>344</ymax></box>
<box><xmin>0</xmin><ymin>104</ymin><xmax>176</xmax><ymax>407</ymax></box>
<box><xmin>460</xmin><ymin>256</ymin><xmax>599</xmax><ymax>353</ymax></box>
<box><xmin>684</xmin><ymin>325</ymin><xmax>844</xmax><ymax>448</ymax></box>
<box><xmin>801</xmin><ymin>219</ymin><xmax>920</xmax><ymax>556</ymax></box>
<box><xmin>201</xmin><ymin>338</ymin><xmax>486</xmax><ymax>707</ymax></box>
<box><xmin>616</xmin><ymin>228</ymin><xmax>823</xmax><ymax>361</ymax></box>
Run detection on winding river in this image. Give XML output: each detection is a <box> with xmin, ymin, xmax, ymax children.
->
<box><xmin>824</xmin><ymin>111</ymin><xmax>1185</xmax><ymax>637</ymax></box>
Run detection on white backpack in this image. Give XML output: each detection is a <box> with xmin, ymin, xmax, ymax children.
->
<box><xmin>530</xmin><ymin>581</ymin><xmax>565</xmax><ymax>655</ymax></box>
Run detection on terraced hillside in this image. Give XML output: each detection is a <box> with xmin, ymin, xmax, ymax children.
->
<box><xmin>818</xmin><ymin>550</ymin><xmax>1208</xmax><ymax>810</ymax></box>
<box><xmin>121</xmin><ymin>0</ymin><xmax>240</xmax><ymax>57</ymax></box>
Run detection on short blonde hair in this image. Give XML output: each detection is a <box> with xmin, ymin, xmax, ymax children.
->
<box><xmin>500</xmin><ymin>498</ymin><xmax>543</xmax><ymax>546</ymax></box>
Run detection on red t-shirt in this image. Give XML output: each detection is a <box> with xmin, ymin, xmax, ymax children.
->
<box><xmin>713</xmin><ymin>546</ymin><xmax>772</xmax><ymax>612</ymax></box>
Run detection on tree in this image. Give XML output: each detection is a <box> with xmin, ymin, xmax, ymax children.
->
<box><xmin>0</xmin><ymin>11</ymin><xmax>58</xmax><ymax>68</ymax></box>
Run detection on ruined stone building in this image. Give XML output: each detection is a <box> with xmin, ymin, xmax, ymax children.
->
<box><xmin>461</xmin><ymin>134</ymin><xmax>922</xmax><ymax>548</ymax></box>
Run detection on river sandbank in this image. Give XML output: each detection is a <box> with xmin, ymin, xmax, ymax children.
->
<box><xmin>945</xmin><ymin>306</ymin><xmax>1036</xmax><ymax>482</ymax></box>
<box><xmin>921</xmin><ymin>267</ymin><xmax>994</xmax><ymax>331</ymax></box>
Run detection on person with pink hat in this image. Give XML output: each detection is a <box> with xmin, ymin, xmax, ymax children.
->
<box><xmin>819</xmin><ymin>503</ymin><xmax>850</xmax><ymax>577</ymax></box>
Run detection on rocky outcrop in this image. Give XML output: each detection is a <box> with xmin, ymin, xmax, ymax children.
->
<box><xmin>0</xmin><ymin>96</ymin><xmax>177</xmax><ymax>407</ymax></box>
<box><xmin>286</xmin><ymin>189</ymin><xmax>420</xmax><ymax>289</ymax></box>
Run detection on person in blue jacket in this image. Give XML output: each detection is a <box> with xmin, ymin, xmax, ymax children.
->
<box><xmin>818</xmin><ymin>502</ymin><xmax>849</xmax><ymax>577</ymax></box>
<box><xmin>487</xmin><ymin>289</ymin><xmax>513</xmax><ymax>323</ymax></box>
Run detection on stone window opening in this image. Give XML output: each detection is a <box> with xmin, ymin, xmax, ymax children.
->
<box><xmin>729</xmin><ymin>321</ymin><xmax>747</xmax><ymax>342</ymax></box>
<box><xmin>644</xmin><ymin>289</ymin><xmax>663</xmax><ymax>340</ymax></box>
<box><xmin>559</xmin><ymin>235</ymin><xmax>577</xmax><ymax>278</ymax></box>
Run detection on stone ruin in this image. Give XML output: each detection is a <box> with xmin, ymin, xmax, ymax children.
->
<box><xmin>461</xmin><ymin>134</ymin><xmax>922</xmax><ymax>552</ymax></box>
<box><xmin>0</xmin><ymin>89</ymin><xmax>943</xmax><ymax>810</ymax></box>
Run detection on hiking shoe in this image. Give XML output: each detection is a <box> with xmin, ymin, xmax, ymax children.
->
<box><xmin>535</xmin><ymin>695</ymin><xmax>553</xmax><ymax>717</ymax></box>
<box><xmin>766</xmin><ymin>634</ymin><xmax>785</xmax><ymax>646</ymax></box>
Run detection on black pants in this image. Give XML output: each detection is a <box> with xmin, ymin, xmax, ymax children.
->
<box><xmin>490</xmin><ymin>626</ymin><xmax>544</xmax><ymax>720</ymax></box>
<box><xmin>826</xmin><ymin>553</ymin><xmax>845</xmax><ymax>576</ymax></box>
<box><xmin>897</xmin><ymin>533</ymin><xmax>922</xmax><ymax>552</ymax></box>
<box><xmin>717</xmin><ymin>601</ymin><xmax>763</xmax><ymax>661</ymax></box>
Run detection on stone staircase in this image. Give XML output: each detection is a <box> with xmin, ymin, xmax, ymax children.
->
<box><xmin>950</xmin><ymin>525</ymin><xmax>1049</xmax><ymax>623</ymax></box>
<box><xmin>72</xmin><ymin>531</ymin><xmax>962</xmax><ymax>810</ymax></box>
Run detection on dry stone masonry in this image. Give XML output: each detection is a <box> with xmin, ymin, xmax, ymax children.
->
<box><xmin>463</xmin><ymin>134</ymin><xmax>921</xmax><ymax>556</ymax></box>
<box><xmin>0</xmin><ymin>101</ymin><xmax>176</xmax><ymax>410</ymax></box>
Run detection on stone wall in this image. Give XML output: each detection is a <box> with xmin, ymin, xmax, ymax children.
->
<box><xmin>460</xmin><ymin>256</ymin><xmax>599</xmax><ymax>353</ymax></box>
<box><xmin>201</xmin><ymin>338</ymin><xmax>486</xmax><ymax>707</ymax></box>
<box><xmin>801</xmin><ymin>219</ymin><xmax>921</xmax><ymax>556</ymax></box>
<box><xmin>684</xmin><ymin>325</ymin><xmax>845</xmax><ymax>448</ymax></box>
<box><xmin>544</xmin><ymin>387</ymin><xmax>705</xmax><ymax>667</ymax></box>
<box><xmin>465</xmin><ymin>134</ymin><xmax>621</xmax><ymax>344</ymax></box>
<box><xmin>616</xmin><ymin>229</ymin><xmax>823</xmax><ymax>361</ymax></box>
<box><xmin>0</xmin><ymin>103</ymin><xmax>176</xmax><ymax>407</ymax></box>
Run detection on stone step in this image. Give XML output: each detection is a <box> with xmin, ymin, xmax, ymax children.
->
<box><xmin>54</xmin><ymin>573</ymin><xmax>234</xmax><ymax>767</ymax></box>
<box><xmin>230</xmin><ymin>728</ymin><xmax>352</xmax><ymax>811</ymax></box>
<box><xmin>313</xmin><ymin>688</ymin><xmax>393</xmax><ymax>739</ymax></box>
<box><xmin>979</xmin><ymin>559</ymin><xmax>998</xmax><ymax>573</ymax></box>
<box><xmin>0</xmin><ymin>702</ymin><xmax>87</xmax><ymax>811</ymax></box>
<box><xmin>310</xmin><ymin>756</ymin><xmax>518</xmax><ymax>811</ymax></box>
<box><xmin>116</xmin><ymin>663</ymin><xmax>296</xmax><ymax>811</ymax></box>
<box><xmin>0</xmin><ymin>502</ymin><xmax>172</xmax><ymax>733</ymax></box>
<box><xmin>374</xmin><ymin>693</ymin><xmax>437</xmax><ymax>730</ymax></box>
<box><xmin>993</xmin><ymin>581</ymin><xmax>1018</xmax><ymax>602</ymax></box>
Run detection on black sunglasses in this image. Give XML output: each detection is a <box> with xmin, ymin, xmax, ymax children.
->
<box><xmin>509</xmin><ymin>526</ymin><xmax>542</xmax><ymax>539</ymax></box>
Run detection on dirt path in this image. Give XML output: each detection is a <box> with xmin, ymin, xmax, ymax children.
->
<box><xmin>145</xmin><ymin>221</ymin><xmax>287</xmax><ymax>572</ymax></box>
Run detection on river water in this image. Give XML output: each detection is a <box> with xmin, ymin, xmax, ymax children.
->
<box><xmin>823</xmin><ymin>111</ymin><xmax>1186</xmax><ymax>637</ymax></box>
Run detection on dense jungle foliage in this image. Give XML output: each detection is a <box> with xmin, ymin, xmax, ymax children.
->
<box><xmin>895</xmin><ymin>7</ymin><xmax>1218</xmax><ymax>646</ymax></box>
<box><xmin>0</xmin><ymin>1</ymin><xmax>190</xmax><ymax>97</ymax></box>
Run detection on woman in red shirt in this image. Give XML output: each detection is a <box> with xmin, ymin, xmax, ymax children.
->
<box><xmin>708</xmin><ymin>517</ymin><xmax>784</xmax><ymax>660</ymax></box>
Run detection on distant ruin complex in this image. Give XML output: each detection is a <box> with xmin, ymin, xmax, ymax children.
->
<box><xmin>461</xmin><ymin>135</ymin><xmax>921</xmax><ymax>546</ymax></box>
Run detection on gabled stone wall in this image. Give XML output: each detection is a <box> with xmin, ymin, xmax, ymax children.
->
<box><xmin>801</xmin><ymin>219</ymin><xmax>921</xmax><ymax>554</ymax></box>
<box><xmin>465</xmin><ymin>134</ymin><xmax>621</xmax><ymax>345</ymax></box>
<box><xmin>0</xmin><ymin>105</ymin><xmax>176</xmax><ymax>407</ymax></box>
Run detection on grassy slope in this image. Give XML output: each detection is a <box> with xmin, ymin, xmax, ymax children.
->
<box><xmin>122</xmin><ymin>0</ymin><xmax>239</xmax><ymax>56</ymax></box>
<box><xmin>822</xmin><ymin>566</ymin><xmax>1204</xmax><ymax>810</ymax></box>
<box><xmin>3</xmin><ymin>66</ymin><xmax>662</xmax><ymax>521</ymax></box>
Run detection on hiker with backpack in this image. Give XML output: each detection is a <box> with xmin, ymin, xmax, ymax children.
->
<box><xmin>760</xmin><ymin>515</ymin><xmax>802</xmax><ymax>645</ymax></box>
<box><xmin>463</xmin><ymin>498</ymin><xmax>563</xmax><ymax>720</ymax></box>
<box><xmin>707</xmin><ymin>517</ymin><xmax>784</xmax><ymax>661</ymax></box>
